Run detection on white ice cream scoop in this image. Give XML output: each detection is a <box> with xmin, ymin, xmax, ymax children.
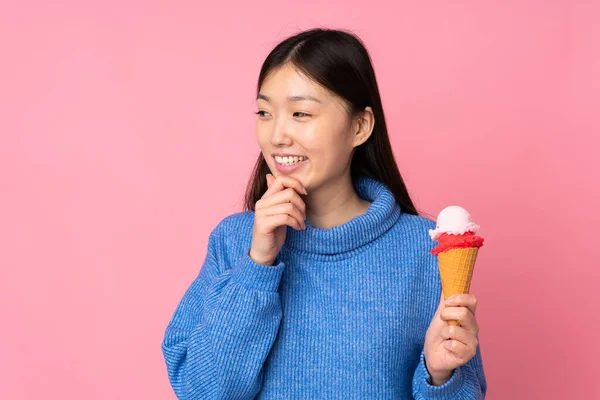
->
<box><xmin>429</xmin><ymin>205</ymin><xmax>480</xmax><ymax>241</ymax></box>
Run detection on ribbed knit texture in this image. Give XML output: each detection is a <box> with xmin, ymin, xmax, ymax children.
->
<box><xmin>162</xmin><ymin>177</ymin><xmax>487</xmax><ymax>399</ymax></box>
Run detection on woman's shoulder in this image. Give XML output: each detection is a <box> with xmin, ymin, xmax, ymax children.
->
<box><xmin>388</xmin><ymin>212</ymin><xmax>437</xmax><ymax>256</ymax></box>
<box><xmin>396</xmin><ymin>212</ymin><xmax>436</xmax><ymax>236</ymax></box>
<box><xmin>212</xmin><ymin>210</ymin><xmax>254</xmax><ymax>234</ymax></box>
<box><xmin>392</xmin><ymin>213</ymin><xmax>439</xmax><ymax>285</ymax></box>
<box><xmin>205</xmin><ymin>211</ymin><xmax>255</xmax><ymax>268</ymax></box>
<box><xmin>209</xmin><ymin>211</ymin><xmax>255</xmax><ymax>245</ymax></box>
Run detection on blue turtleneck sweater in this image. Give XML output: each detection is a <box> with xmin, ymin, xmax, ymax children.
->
<box><xmin>162</xmin><ymin>177</ymin><xmax>487</xmax><ymax>399</ymax></box>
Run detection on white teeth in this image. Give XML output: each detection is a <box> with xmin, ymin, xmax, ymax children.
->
<box><xmin>275</xmin><ymin>156</ymin><xmax>307</xmax><ymax>165</ymax></box>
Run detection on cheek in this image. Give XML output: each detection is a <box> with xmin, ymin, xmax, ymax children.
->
<box><xmin>255</xmin><ymin>123</ymin><xmax>270</xmax><ymax>149</ymax></box>
<box><xmin>311</xmin><ymin>131</ymin><xmax>352</xmax><ymax>164</ymax></box>
<box><xmin>304</xmin><ymin>120</ymin><xmax>345</xmax><ymax>149</ymax></box>
<box><xmin>306</xmin><ymin>142</ymin><xmax>349</xmax><ymax>173</ymax></box>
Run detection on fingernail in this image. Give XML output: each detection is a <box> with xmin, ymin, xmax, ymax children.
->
<box><xmin>445</xmin><ymin>297</ymin><xmax>453</xmax><ymax>305</ymax></box>
<box><xmin>302</xmin><ymin>187</ymin><xmax>308</xmax><ymax>195</ymax></box>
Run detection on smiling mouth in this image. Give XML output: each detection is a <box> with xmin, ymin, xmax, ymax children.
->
<box><xmin>274</xmin><ymin>155</ymin><xmax>308</xmax><ymax>166</ymax></box>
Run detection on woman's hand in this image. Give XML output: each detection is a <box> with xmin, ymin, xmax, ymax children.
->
<box><xmin>249</xmin><ymin>174</ymin><xmax>307</xmax><ymax>266</ymax></box>
<box><xmin>423</xmin><ymin>293</ymin><xmax>480</xmax><ymax>385</ymax></box>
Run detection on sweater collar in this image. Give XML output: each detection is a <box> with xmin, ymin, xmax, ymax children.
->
<box><xmin>284</xmin><ymin>176</ymin><xmax>402</xmax><ymax>258</ymax></box>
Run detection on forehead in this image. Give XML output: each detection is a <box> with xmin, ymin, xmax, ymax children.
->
<box><xmin>259</xmin><ymin>65</ymin><xmax>331</xmax><ymax>102</ymax></box>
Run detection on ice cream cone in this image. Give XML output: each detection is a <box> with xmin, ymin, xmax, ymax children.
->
<box><xmin>438</xmin><ymin>247</ymin><xmax>479</xmax><ymax>326</ymax></box>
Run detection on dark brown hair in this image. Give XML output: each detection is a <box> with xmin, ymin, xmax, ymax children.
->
<box><xmin>243</xmin><ymin>28</ymin><xmax>419</xmax><ymax>216</ymax></box>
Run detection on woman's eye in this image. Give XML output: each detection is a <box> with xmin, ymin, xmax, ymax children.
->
<box><xmin>255</xmin><ymin>111</ymin><xmax>310</xmax><ymax>118</ymax></box>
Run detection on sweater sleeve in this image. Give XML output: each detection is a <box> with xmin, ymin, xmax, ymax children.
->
<box><xmin>161</xmin><ymin>228</ymin><xmax>285</xmax><ymax>400</ymax></box>
<box><xmin>412</xmin><ymin>332</ymin><xmax>487</xmax><ymax>399</ymax></box>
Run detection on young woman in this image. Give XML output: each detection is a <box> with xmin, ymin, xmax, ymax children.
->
<box><xmin>162</xmin><ymin>28</ymin><xmax>487</xmax><ymax>399</ymax></box>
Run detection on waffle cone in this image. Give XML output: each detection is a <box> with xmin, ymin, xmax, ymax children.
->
<box><xmin>438</xmin><ymin>247</ymin><xmax>479</xmax><ymax>326</ymax></box>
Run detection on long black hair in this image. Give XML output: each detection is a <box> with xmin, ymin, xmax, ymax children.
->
<box><xmin>244</xmin><ymin>28</ymin><xmax>419</xmax><ymax>216</ymax></box>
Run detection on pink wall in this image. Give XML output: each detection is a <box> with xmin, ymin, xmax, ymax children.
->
<box><xmin>1</xmin><ymin>1</ymin><xmax>597</xmax><ymax>398</ymax></box>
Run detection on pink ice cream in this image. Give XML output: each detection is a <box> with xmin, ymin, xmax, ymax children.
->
<box><xmin>429</xmin><ymin>206</ymin><xmax>484</xmax><ymax>255</ymax></box>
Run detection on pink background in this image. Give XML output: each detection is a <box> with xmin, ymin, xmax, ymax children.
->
<box><xmin>1</xmin><ymin>1</ymin><xmax>598</xmax><ymax>398</ymax></box>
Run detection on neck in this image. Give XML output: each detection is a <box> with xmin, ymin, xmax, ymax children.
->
<box><xmin>284</xmin><ymin>176</ymin><xmax>402</xmax><ymax>259</ymax></box>
<box><xmin>304</xmin><ymin>174</ymin><xmax>371</xmax><ymax>229</ymax></box>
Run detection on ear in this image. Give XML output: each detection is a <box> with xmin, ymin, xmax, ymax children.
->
<box><xmin>352</xmin><ymin>106</ymin><xmax>375</xmax><ymax>148</ymax></box>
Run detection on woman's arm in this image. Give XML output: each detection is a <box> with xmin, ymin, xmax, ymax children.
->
<box><xmin>411</xmin><ymin>244</ymin><xmax>487</xmax><ymax>399</ymax></box>
<box><xmin>412</xmin><ymin>341</ymin><xmax>487</xmax><ymax>399</ymax></box>
<box><xmin>162</xmin><ymin>226</ymin><xmax>284</xmax><ymax>400</ymax></box>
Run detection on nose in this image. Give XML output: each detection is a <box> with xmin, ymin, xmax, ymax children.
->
<box><xmin>270</xmin><ymin>118</ymin><xmax>293</xmax><ymax>147</ymax></box>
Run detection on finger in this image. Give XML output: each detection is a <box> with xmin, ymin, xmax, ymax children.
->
<box><xmin>435</xmin><ymin>291</ymin><xmax>446</xmax><ymax>320</ymax></box>
<box><xmin>265</xmin><ymin>174</ymin><xmax>306</xmax><ymax>196</ymax></box>
<box><xmin>437</xmin><ymin>291</ymin><xmax>445</xmax><ymax>309</ymax></box>
<box><xmin>263</xmin><ymin>174</ymin><xmax>307</xmax><ymax>198</ymax></box>
<box><xmin>264</xmin><ymin>213</ymin><xmax>303</xmax><ymax>231</ymax></box>
<box><xmin>266</xmin><ymin>173</ymin><xmax>275</xmax><ymax>189</ymax></box>
<box><xmin>440</xmin><ymin>325</ymin><xmax>479</xmax><ymax>349</ymax></box>
<box><xmin>440</xmin><ymin>306</ymin><xmax>480</xmax><ymax>334</ymax></box>
<box><xmin>445</xmin><ymin>294</ymin><xmax>478</xmax><ymax>316</ymax></box>
<box><xmin>442</xmin><ymin>339</ymin><xmax>475</xmax><ymax>361</ymax></box>
<box><xmin>264</xmin><ymin>202</ymin><xmax>306</xmax><ymax>229</ymax></box>
<box><xmin>258</xmin><ymin>188</ymin><xmax>306</xmax><ymax>217</ymax></box>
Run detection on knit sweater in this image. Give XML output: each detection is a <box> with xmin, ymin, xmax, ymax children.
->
<box><xmin>161</xmin><ymin>177</ymin><xmax>487</xmax><ymax>399</ymax></box>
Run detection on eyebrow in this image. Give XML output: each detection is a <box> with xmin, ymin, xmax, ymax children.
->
<box><xmin>257</xmin><ymin>93</ymin><xmax>323</xmax><ymax>104</ymax></box>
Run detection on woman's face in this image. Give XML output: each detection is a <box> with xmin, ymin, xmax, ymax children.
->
<box><xmin>255</xmin><ymin>64</ymin><xmax>364</xmax><ymax>192</ymax></box>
